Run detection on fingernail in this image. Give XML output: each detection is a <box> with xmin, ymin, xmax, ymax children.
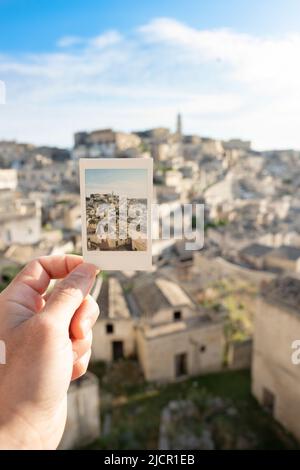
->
<box><xmin>74</xmin><ymin>263</ymin><xmax>97</xmax><ymax>279</ymax></box>
<box><xmin>67</xmin><ymin>264</ymin><xmax>97</xmax><ymax>294</ymax></box>
<box><xmin>73</xmin><ymin>350</ymin><xmax>78</xmax><ymax>361</ymax></box>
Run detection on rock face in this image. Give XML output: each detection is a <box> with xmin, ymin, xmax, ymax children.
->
<box><xmin>158</xmin><ymin>396</ymin><xmax>258</xmax><ymax>450</ymax></box>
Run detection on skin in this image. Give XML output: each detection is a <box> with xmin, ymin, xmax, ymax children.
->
<box><xmin>0</xmin><ymin>254</ymin><xmax>100</xmax><ymax>449</ymax></box>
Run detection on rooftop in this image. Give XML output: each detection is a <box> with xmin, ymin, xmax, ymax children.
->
<box><xmin>97</xmin><ymin>279</ymin><xmax>109</xmax><ymax>318</ymax></box>
<box><xmin>96</xmin><ymin>277</ymin><xmax>130</xmax><ymax>320</ymax></box>
<box><xmin>155</xmin><ymin>278</ymin><xmax>193</xmax><ymax>307</ymax></box>
<box><xmin>240</xmin><ymin>243</ymin><xmax>272</xmax><ymax>258</ymax></box>
<box><xmin>140</xmin><ymin>314</ymin><xmax>217</xmax><ymax>340</ymax></box>
<box><xmin>268</xmin><ymin>245</ymin><xmax>300</xmax><ymax>261</ymax></box>
<box><xmin>126</xmin><ymin>276</ymin><xmax>170</xmax><ymax>318</ymax></box>
<box><xmin>125</xmin><ymin>273</ymin><xmax>194</xmax><ymax>319</ymax></box>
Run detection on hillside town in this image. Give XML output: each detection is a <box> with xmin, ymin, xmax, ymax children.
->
<box><xmin>86</xmin><ymin>193</ymin><xmax>147</xmax><ymax>251</ymax></box>
<box><xmin>1</xmin><ymin>114</ymin><xmax>300</xmax><ymax>449</ymax></box>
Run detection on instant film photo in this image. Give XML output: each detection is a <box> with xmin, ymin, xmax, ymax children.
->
<box><xmin>80</xmin><ymin>158</ymin><xmax>153</xmax><ymax>270</ymax></box>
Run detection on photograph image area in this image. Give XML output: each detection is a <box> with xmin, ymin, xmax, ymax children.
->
<box><xmin>85</xmin><ymin>168</ymin><xmax>148</xmax><ymax>252</ymax></box>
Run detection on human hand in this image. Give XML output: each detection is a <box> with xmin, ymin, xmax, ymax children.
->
<box><xmin>0</xmin><ymin>255</ymin><xmax>99</xmax><ymax>449</ymax></box>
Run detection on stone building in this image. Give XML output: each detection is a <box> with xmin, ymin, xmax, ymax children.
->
<box><xmin>223</xmin><ymin>139</ymin><xmax>251</xmax><ymax>151</ymax></box>
<box><xmin>264</xmin><ymin>245</ymin><xmax>300</xmax><ymax>273</ymax></box>
<box><xmin>165</xmin><ymin>170</ymin><xmax>183</xmax><ymax>188</ymax></box>
<box><xmin>200</xmin><ymin>138</ymin><xmax>224</xmax><ymax>157</ymax></box>
<box><xmin>252</xmin><ymin>277</ymin><xmax>300</xmax><ymax>441</ymax></box>
<box><xmin>239</xmin><ymin>243</ymin><xmax>272</xmax><ymax>269</ymax></box>
<box><xmin>239</xmin><ymin>243</ymin><xmax>300</xmax><ymax>273</ymax></box>
<box><xmin>135</xmin><ymin>125</ymin><xmax>181</xmax><ymax>162</ymax></box>
<box><xmin>92</xmin><ymin>273</ymin><xmax>224</xmax><ymax>382</ymax></box>
<box><xmin>0</xmin><ymin>169</ymin><xmax>18</xmax><ymax>190</ymax></box>
<box><xmin>136</xmin><ymin>314</ymin><xmax>224</xmax><ymax>382</ymax></box>
<box><xmin>92</xmin><ymin>277</ymin><xmax>135</xmax><ymax>362</ymax></box>
<box><xmin>0</xmin><ymin>140</ymin><xmax>34</xmax><ymax>166</ymax></box>
<box><xmin>73</xmin><ymin>128</ymin><xmax>141</xmax><ymax>159</ymax></box>
<box><xmin>0</xmin><ymin>196</ymin><xmax>41</xmax><ymax>248</ymax></box>
<box><xmin>63</xmin><ymin>201</ymin><xmax>81</xmax><ymax>231</ymax></box>
<box><xmin>18</xmin><ymin>161</ymin><xmax>73</xmax><ymax>193</ymax></box>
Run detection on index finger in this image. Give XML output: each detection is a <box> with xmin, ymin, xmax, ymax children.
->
<box><xmin>9</xmin><ymin>255</ymin><xmax>84</xmax><ymax>295</ymax></box>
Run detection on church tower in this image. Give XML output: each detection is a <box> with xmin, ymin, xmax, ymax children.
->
<box><xmin>176</xmin><ymin>113</ymin><xmax>182</xmax><ymax>139</ymax></box>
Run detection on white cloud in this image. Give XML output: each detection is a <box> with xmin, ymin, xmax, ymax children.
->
<box><xmin>0</xmin><ymin>80</ymin><xmax>5</xmax><ymax>104</ymax></box>
<box><xmin>139</xmin><ymin>18</ymin><xmax>300</xmax><ymax>92</ymax></box>
<box><xmin>89</xmin><ymin>30</ymin><xmax>123</xmax><ymax>49</ymax></box>
<box><xmin>0</xmin><ymin>18</ymin><xmax>300</xmax><ymax>149</ymax></box>
<box><xmin>57</xmin><ymin>30</ymin><xmax>123</xmax><ymax>50</ymax></box>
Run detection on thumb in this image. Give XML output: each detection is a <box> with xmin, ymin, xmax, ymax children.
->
<box><xmin>42</xmin><ymin>263</ymin><xmax>97</xmax><ymax>327</ymax></box>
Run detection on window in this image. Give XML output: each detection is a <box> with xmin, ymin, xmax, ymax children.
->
<box><xmin>106</xmin><ymin>323</ymin><xmax>114</xmax><ymax>334</ymax></box>
<box><xmin>200</xmin><ymin>345</ymin><xmax>206</xmax><ymax>353</ymax></box>
<box><xmin>5</xmin><ymin>229</ymin><xmax>11</xmax><ymax>243</ymax></box>
<box><xmin>175</xmin><ymin>352</ymin><xmax>188</xmax><ymax>377</ymax></box>
<box><xmin>173</xmin><ymin>310</ymin><xmax>182</xmax><ymax>321</ymax></box>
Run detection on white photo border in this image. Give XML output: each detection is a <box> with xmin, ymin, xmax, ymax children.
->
<box><xmin>80</xmin><ymin>158</ymin><xmax>153</xmax><ymax>271</ymax></box>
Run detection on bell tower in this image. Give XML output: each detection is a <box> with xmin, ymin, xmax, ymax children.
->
<box><xmin>176</xmin><ymin>113</ymin><xmax>182</xmax><ymax>138</ymax></box>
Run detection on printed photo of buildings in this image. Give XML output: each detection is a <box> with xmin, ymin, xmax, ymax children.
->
<box><xmin>85</xmin><ymin>168</ymin><xmax>148</xmax><ymax>251</ymax></box>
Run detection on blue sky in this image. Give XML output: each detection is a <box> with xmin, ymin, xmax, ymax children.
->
<box><xmin>1</xmin><ymin>0</ymin><xmax>300</xmax><ymax>149</ymax></box>
<box><xmin>2</xmin><ymin>0</ymin><xmax>300</xmax><ymax>52</ymax></box>
<box><xmin>86</xmin><ymin>168</ymin><xmax>147</xmax><ymax>198</ymax></box>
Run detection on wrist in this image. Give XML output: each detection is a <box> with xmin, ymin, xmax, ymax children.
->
<box><xmin>0</xmin><ymin>413</ymin><xmax>44</xmax><ymax>450</ymax></box>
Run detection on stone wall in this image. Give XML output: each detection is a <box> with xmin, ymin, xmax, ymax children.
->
<box><xmin>227</xmin><ymin>339</ymin><xmax>252</xmax><ymax>370</ymax></box>
<box><xmin>136</xmin><ymin>321</ymin><xmax>224</xmax><ymax>382</ymax></box>
<box><xmin>252</xmin><ymin>298</ymin><xmax>300</xmax><ymax>442</ymax></box>
<box><xmin>92</xmin><ymin>318</ymin><xmax>135</xmax><ymax>362</ymax></box>
<box><xmin>264</xmin><ymin>254</ymin><xmax>297</xmax><ymax>273</ymax></box>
